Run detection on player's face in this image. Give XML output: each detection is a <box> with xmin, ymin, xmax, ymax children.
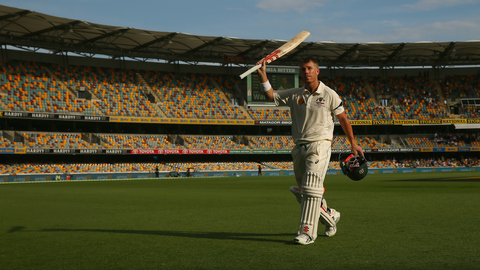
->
<box><xmin>300</xmin><ymin>61</ymin><xmax>319</xmax><ymax>84</ymax></box>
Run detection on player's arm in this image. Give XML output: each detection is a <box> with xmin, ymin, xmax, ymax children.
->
<box><xmin>257</xmin><ymin>61</ymin><xmax>274</xmax><ymax>100</ymax></box>
<box><xmin>336</xmin><ymin>112</ymin><xmax>364</xmax><ymax>157</ymax></box>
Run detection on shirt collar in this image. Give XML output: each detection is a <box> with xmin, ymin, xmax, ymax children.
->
<box><xmin>304</xmin><ymin>81</ymin><xmax>325</xmax><ymax>95</ymax></box>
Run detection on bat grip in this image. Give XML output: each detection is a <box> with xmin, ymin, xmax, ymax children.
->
<box><xmin>239</xmin><ymin>64</ymin><xmax>261</xmax><ymax>79</ymax></box>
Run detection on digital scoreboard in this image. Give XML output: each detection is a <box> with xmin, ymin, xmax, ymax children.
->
<box><xmin>246</xmin><ymin>66</ymin><xmax>300</xmax><ymax>105</ymax></box>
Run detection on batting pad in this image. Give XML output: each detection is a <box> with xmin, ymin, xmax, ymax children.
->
<box><xmin>290</xmin><ymin>186</ymin><xmax>327</xmax><ymax>205</ymax></box>
<box><xmin>319</xmin><ymin>207</ymin><xmax>336</xmax><ymax>227</ymax></box>
<box><xmin>298</xmin><ymin>171</ymin><xmax>324</xmax><ymax>240</ymax></box>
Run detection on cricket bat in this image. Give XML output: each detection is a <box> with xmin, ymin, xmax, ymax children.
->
<box><xmin>239</xmin><ymin>30</ymin><xmax>310</xmax><ymax>79</ymax></box>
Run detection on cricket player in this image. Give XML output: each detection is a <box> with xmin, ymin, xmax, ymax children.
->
<box><xmin>257</xmin><ymin>57</ymin><xmax>364</xmax><ymax>245</ymax></box>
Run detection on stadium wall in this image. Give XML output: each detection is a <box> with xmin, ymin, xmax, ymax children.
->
<box><xmin>2</xmin><ymin>167</ymin><xmax>479</xmax><ymax>183</ymax></box>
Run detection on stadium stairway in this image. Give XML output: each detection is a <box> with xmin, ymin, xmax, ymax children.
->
<box><xmin>208</xmin><ymin>76</ymin><xmax>253</xmax><ymax>120</ymax></box>
<box><xmin>0</xmin><ymin>83</ymin><xmax>7</xmax><ymax>110</ymax></box>
<box><xmin>46</xmin><ymin>68</ymin><xmax>77</xmax><ymax>99</ymax></box>
<box><xmin>0</xmin><ymin>97</ymin><xmax>9</xmax><ymax>111</ymax></box>
<box><xmin>364</xmin><ymin>79</ymin><xmax>393</xmax><ymax>117</ymax></box>
<box><xmin>136</xmin><ymin>73</ymin><xmax>167</xmax><ymax>118</ymax></box>
<box><xmin>46</xmin><ymin>66</ymin><xmax>105</xmax><ymax>116</ymax></box>
<box><xmin>84</xmin><ymin>92</ymin><xmax>104</xmax><ymax>116</ymax></box>
<box><xmin>433</xmin><ymin>79</ymin><xmax>449</xmax><ymax>116</ymax></box>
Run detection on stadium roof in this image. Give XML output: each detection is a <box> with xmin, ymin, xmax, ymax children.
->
<box><xmin>1</xmin><ymin>5</ymin><xmax>480</xmax><ymax>68</ymax></box>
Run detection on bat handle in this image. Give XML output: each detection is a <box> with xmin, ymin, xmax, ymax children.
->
<box><xmin>239</xmin><ymin>64</ymin><xmax>262</xmax><ymax>79</ymax></box>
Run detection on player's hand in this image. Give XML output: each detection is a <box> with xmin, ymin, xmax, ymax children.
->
<box><xmin>351</xmin><ymin>143</ymin><xmax>364</xmax><ymax>158</ymax></box>
<box><xmin>257</xmin><ymin>60</ymin><xmax>268</xmax><ymax>83</ymax></box>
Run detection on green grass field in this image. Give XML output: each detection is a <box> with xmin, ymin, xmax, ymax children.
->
<box><xmin>1</xmin><ymin>171</ymin><xmax>480</xmax><ymax>270</ymax></box>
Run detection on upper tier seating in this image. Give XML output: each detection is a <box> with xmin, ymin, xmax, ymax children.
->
<box><xmin>50</xmin><ymin>64</ymin><xmax>157</xmax><ymax>117</ymax></box>
<box><xmin>441</xmin><ymin>75</ymin><xmax>480</xmax><ymax>99</ymax></box>
<box><xmin>370</xmin><ymin>76</ymin><xmax>444</xmax><ymax>119</ymax></box>
<box><xmin>141</xmin><ymin>71</ymin><xmax>247</xmax><ymax>119</ymax></box>
<box><xmin>325</xmin><ymin>77</ymin><xmax>390</xmax><ymax>120</ymax></box>
<box><xmin>2</xmin><ymin>60</ymin><xmax>479</xmax><ymax>121</ymax></box>
<box><xmin>1</xmin><ymin>61</ymin><xmax>94</xmax><ymax>114</ymax></box>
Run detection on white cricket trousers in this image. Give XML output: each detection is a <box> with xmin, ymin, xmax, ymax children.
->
<box><xmin>291</xmin><ymin>140</ymin><xmax>332</xmax><ymax>240</ymax></box>
<box><xmin>291</xmin><ymin>140</ymin><xmax>332</xmax><ymax>188</ymax></box>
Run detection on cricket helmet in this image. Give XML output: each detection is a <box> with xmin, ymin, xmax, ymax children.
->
<box><xmin>339</xmin><ymin>152</ymin><xmax>368</xmax><ymax>181</ymax></box>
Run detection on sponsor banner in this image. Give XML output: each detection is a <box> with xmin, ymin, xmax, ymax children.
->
<box><xmin>207</xmin><ymin>149</ymin><xmax>230</xmax><ymax>154</ymax></box>
<box><xmin>110</xmin><ymin>117</ymin><xmax>255</xmax><ymax>126</ymax></box>
<box><xmin>0</xmin><ymin>148</ymin><xmax>15</xmax><ymax>154</ymax></box>
<box><xmin>26</xmin><ymin>148</ymin><xmax>52</xmax><ymax>154</ymax></box>
<box><xmin>8</xmin><ymin>146</ymin><xmax>480</xmax><ymax>155</ymax></box>
<box><xmin>31</xmin><ymin>112</ymin><xmax>63</xmax><ymax>120</ymax></box>
<box><xmin>77</xmin><ymin>149</ymin><xmax>103</xmax><ymax>154</ymax></box>
<box><xmin>265</xmin><ymin>66</ymin><xmax>298</xmax><ymax>74</ymax></box>
<box><xmin>3</xmin><ymin>111</ymin><xmax>30</xmax><ymax>117</ymax></box>
<box><xmin>1</xmin><ymin>111</ymin><xmax>108</xmax><ymax>121</ymax></box>
<box><xmin>15</xmin><ymin>148</ymin><xmax>26</xmax><ymax>154</ymax></box>
<box><xmin>436</xmin><ymin>168</ymin><xmax>455</xmax><ymax>172</ymax></box>
<box><xmin>373</xmin><ymin>120</ymin><xmax>394</xmax><ymax>125</ymax></box>
<box><xmin>419</xmin><ymin>147</ymin><xmax>470</xmax><ymax>152</ymax></box>
<box><xmin>442</xmin><ymin>119</ymin><xmax>467</xmax><ymax>124</ymax></box>
<box><xmin>350</xmin><ymin>120</ymin><xmax>372</xmax><ymax>125</ymax></box>
<box><xmin>3</xmin><ymin>167</ymin><xmax>480</xmax><ymax>183</ymax></box>
<box><xmin>52</xmin><ymin>149</ymin><xmax>76</xmax><ymax>154</ymax></box>
<box><xmin>104</xmin><ymin>149</ymin><xmax>129</xmax><ymax>154</ymax></box>
<box><xmin>229</xmin><ymin>150</ymin><xmax>251</xmax><ymax>154</ymax></box>
<box><xmin>109</xmin><ymin>116</ymin><xmax>142</xmax><ymax>123</ymax></box>
<box><xmin>131</xmin><ymin>149</ymin><xmax>163</xmax><ymax>154</ymax></box>
<box><xmin>255</xmin><ymin>120</ymin><xmax>292</xmax><ymax>125</ymax></box>
<box><xmin>56</xmin><ymin>114</ymin><xmax>84</xmax><ymax>120</ymax></box>
<box><xmin>83</xmin><ymin>115</ymin><xmax>109</xmax><ymax>121</ymax></box>
<box><xmin>130</xmin><ymin>149</ymin><xmax>231</xmax><ymax>155</ymax></box>
<box><xmin>25</xmin><ymin>148</ymin><xmax>129</xmax><ymax>154</ymax></box>
<box><xmin>419</xmin><ymin>119</ymin><xmax>443</xmax><ymax>124</ymax></box>
<box><xmin>377</xmin><ymin>148</ymin><xmax>401</xmax><ymax>152</ymax></box>
<box><xmin>394</xmin><ymin>119</ymin><xmax>419</xmax><ymax>125</ymax></box>
<box><xmin>3</xmin><ymin>111</ymin><xmax>479</xmax><ymax>127</ymax></box>
<box><xmin>252</xmin><ymin>150</ymin><xmax>275</xmax><ymax>154</ymax></box>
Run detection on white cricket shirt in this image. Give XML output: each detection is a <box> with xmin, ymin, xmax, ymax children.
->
<box><xmin>273</xmin><ymin>81</ymin><xmax>344</xmax><ymax>144</ymax></box>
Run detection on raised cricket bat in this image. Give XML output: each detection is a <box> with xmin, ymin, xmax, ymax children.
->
<box><xmin>239</xmin><ymin>30</ymin><xmax>310</xmax><ymax>79</ymax></box>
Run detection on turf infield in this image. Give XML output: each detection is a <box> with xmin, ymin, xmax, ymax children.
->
<box><xmin>1</xmin><ymin>171</ymin><xmax>480</xmax><ymax>270</ymax></box>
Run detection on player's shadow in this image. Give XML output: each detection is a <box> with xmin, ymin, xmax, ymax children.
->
<box><xmin>10</xmin><ymin>226</ymin><xmax>295</xmax><ymax>245</ymax></box>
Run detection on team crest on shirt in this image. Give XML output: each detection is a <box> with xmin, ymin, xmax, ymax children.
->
<box><xmin>315</xmin><ymin>97</ymin><xmax>325</xmax><ymax>107</ymax></box>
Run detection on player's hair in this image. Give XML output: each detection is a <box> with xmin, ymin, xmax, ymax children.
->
<box><xmin>300</xmin><ymin>56</ymin><xmax>319</xmax><ymax>67</ymax></box>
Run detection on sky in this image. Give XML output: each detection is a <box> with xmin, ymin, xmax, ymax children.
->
<box><xmin>3</xmin><ymin>0</ymin><xmax>480</xmax><ymax>43</ymax></box>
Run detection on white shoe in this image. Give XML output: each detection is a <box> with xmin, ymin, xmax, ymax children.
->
<box><xmin>294</xmin><ymin>234</ymin><xmax>314</xmax><ymax>245</ymax></box>
<box><xmin>325</xmin><ymin>210</ymin><xmax>341</xmax><ymax>237</ymax></box>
